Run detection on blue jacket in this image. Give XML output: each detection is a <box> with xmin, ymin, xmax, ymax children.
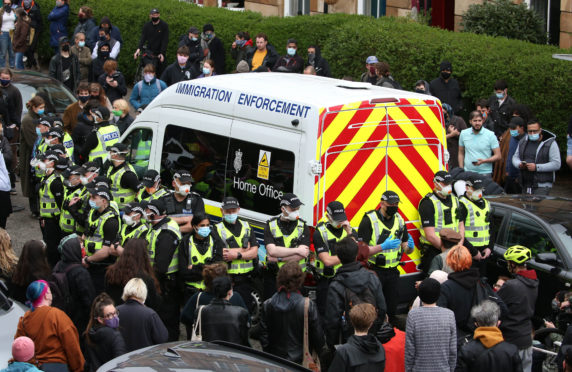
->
<box><xmin>506</xmin><ymin>135</ymin><xmax>522</xmax><ymax>178</ymax></box>
<box><xmin>0</xmin><ymin>361</ymin><xmax>41</xmax><ymax>372</ymax></box>
<box><xmin>129</xmin><ymin>78</ymin><xmax>167</xmax><ymax>110</ymax></box>
<box><xmin>47</xmin><ymin>3</ymin><xmax>69</xmax><ymax>47</ymax></box>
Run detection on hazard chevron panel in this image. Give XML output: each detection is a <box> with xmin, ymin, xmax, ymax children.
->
<box><xmin>314</xmin><ymin>98</ymin><xmax>446</xmax><ymax>275</ymax></box>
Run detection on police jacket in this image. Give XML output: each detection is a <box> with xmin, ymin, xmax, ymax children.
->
<box><xmin>179</xmin><ymin>232</ymin><xmax>224</xmax><ymax>285</ymax></box>
<box><xmin>328</xmin><ymin>334</ymin><xmax>386</xmax><ymax>372</ymax></box>
<box><xmin>198</xmin><ymin>298</ymin><xmax>250</xmax><ymax>346</ymax></box>
<box><xmin>260</xmin><ymin>291</ymin><xmax>325</xmax><ymax>364</ymax></box>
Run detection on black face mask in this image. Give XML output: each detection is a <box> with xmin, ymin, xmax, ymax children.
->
<box><xmin>4</xmin><ymin>4</ymin><xmax>11</xmax><ymax>12</ymax></box>
<box><xmin>99</xmin><ymin>35</ymin><xmax>106</xmax><ymax>42</ymax></box>
<box><xmin>385</xmin><ymin>206</ymin><xmax>398</xmax><ymax>217</ymax></box>
<box><xmin>441</xmin><ymin>71</ymin><xmax>451</xmax><ymax>80</ymax></box>
<box><xmin>151</xmin><ymin>17</ymin><xmax>159</xmax><ymax>23</ymax></box>
<box><xmin>415</xmin><ymin>88</ymin><xmax>425</xmax><ymax>94</ymax></box>
<box><xmin>61</xmin><ymin>44</ymin><xmax>70</xmax><ymax>52</ymax></box>
<box><xmin>99</xmin><ymin>51</ymin><xmax>110</xmax><ymax>59</ymax></box>
<box><xmin>78</xmin><ymin>95</ymin><xmax>89</xmax><ymax>103</ymax></box>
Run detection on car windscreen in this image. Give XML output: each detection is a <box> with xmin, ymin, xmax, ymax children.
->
<box><xmin>14</xmin><ymin>81</ymin><xmax>76</xmax><ymax>114</ymax></box>
<box><xmin>553</xmin><ymin>222</ymin><xmax>572</xmax><ymax>255</ymax></box>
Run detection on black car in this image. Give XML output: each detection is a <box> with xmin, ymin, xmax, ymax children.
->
<box><xmin>97</xmin><ymin>340</ymin><xmax>310</xmax><ymax>372</ymax></box>
<box><xmin>487</xmin><ymin>195</ymin><xmax>572</xmax><ymax>315</ymax></box>
<box><xmin>13</xmin><ymin>71</ymin><xmax>77</xmax><ymax>117</ymax></box>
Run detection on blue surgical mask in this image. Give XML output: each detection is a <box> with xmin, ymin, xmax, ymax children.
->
<box><xmin>37</xmin><ymin>109</ymin><xmax>45</xmax><ymax>115</ymax></box>
<box><xmin>89</xmin><ymin>200</ymin><xmax>99</xmax><ymax>209</ymax></box>
<box><xmin>35</xmin><ymin>127</ymin><xmax>42</xmax><ymax>136</ymax></box>
<box><xmin>496</xmin><ymin>92</ymin><xmax>504</xmax><ymax>99</ymax></box>
<box><xmin>528</xmin><ymin>133</ymin><xmax>540</xmax><ymax>141</ymax></box>
<box><xmin>224</xmin><ymin>213</ymin><xmax>238</xmax><ymax>224</ymax></box>
<box><xmin>78</xmin><ymin>41</ymin><xmax>85</xmax><ymax>48</ymax></box>
<box><xmin>510</xmin><ymin>129</ymin><xmax>519</xmax><ymax>137</ymax></box>
<box><xmin>236</xmin><ymin>39</ymin><xmax>245</xmax><ymax>47</ymax></box>
<box><xmin>191</xmin><ymin>37</ymin><xmax>198</xmax><ymax>41</ymax></box>
<box><xmin>287</xmin><ymin>47</ymin><xmax>296</xmax><ymax>56</ymax></box>
<box><xmin>197</xmin><ymin>226</ymin><xmax>211</xmax><ymax>238</ymax></box>
<box><xmin>202</xmin><ymin>67</ymin><xmax>211</xmax><ymax>75</ymax></box>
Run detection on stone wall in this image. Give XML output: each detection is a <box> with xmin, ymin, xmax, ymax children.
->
<box><xmin>562</xmin><ymin>0</ymin><xmax>572</xmax><ymax>48</ymax></box>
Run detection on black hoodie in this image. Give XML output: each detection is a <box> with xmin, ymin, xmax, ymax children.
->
<box><xmin>437</xmin><ymin>267</ymin><xmax>480</xmax><ymax>333</ymax></box>
<box><xmin>307</xmin><ymin>46</ymin><xmax>331</xmax><ymax>77</ymax></box>
<box><xmin>328</xmin><ymin>334</ymin><xmax>386</xmax><ymax>372</ymax></box>
<box><xmin>86</xmin><ymin>325</ymin><xmax>127</xmax><ymax>371</ymax></box>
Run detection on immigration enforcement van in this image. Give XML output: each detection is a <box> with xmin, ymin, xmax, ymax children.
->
<box><xmin>120</xmin><ymin>73</ymin><xmax>448</xmax><ymax>305</ymax></box>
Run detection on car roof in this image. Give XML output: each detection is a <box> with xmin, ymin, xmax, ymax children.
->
<box><xmin>489</xmin><ymin>195</ymin><xmax>572</xmax><ymax>227</ymax></box>
<box><xmin>12</xmin><ymin>70</ymin><xmax>61</xmax><ymax>84</ymax></box>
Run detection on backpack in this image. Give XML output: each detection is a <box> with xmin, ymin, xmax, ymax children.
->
<box><xmin>49</xmin><ymin>264</ymin><xmax>82</xmax><ymax>314</ymax></box>
<box><xmin>339</xmin><ymin>284</ymin><xmax>377</xmax><ymax>342</ymax></box>
<box><xmin>137</xmin><ymin>79</ymin><xmax>162</xmax><ymax>96</ymax></box>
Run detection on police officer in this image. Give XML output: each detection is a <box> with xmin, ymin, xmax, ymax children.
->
<box><xmin>215</xmin><ymin>196</ymin><xmax>259</xmax><ymax>313</ymax></box>
<box><xmin>137</xmin><ymin>169</ymin><xmax>169</xmax><ymax>202</ymax></box>
<box><xmin>51</xmin><ymin>117</ymin><xmax>75</xmax><ymax>161</ymax></box>
<box><xmin>105</xmin><ymin>143</ymin><xmax>140</xmax><ymax>208</ymax></box>
<box><xmin>37</xmin><ymin>151</ymin><xmax>65</xmax><ymax>267</ymax></box>
<box><xmin>67</xmin><ymin>162</ymin><xmax>101</xmax><ymax>231</ymax></box>
<box><xmin>418</xmin><ymin>170</ymin><xmax>464</xmax><ymax>276</ymax></box>
<box><xmin>144</xmin><ymin>198</ymin><xmax>182</xmax><ymax>342</ymax></box>
<box><xmin>459</xmin><ymin>175</ymin><xmax>492</xmax><ymax>272</ymax></box>
<box><xmin>179</xmin><ymin>213</ymin><xmax>223</xmax><ymax>301</ymax></box>
<box><xmin>79</xmin><ymin>106</ymin><xmax>120</xmax><ymax>166</ymax></box>
<box><xmin>118</xmin><ymin>202</ymin><xmax>148</xmax><ymax>247</ymax></box>
<box><xmin>263</xmin><ymin>193</ymin><xmax>310</xmax><ymax>300</ymax></box>
<box><xmin>59</xmin><ymin>165</ymin><xmax>87</xmax><ymax>236</ymax></box>
<box><xmin>162</xmin><ymin>170</ymin><xmax>205</xmax><ymax>234</ymax></box>
<box><xmin>313</xmin><ymin>201</ymin><xmax>357</xmax><ymax>316</ymax></box>
<box><xmin>82</xmin><ymin>186</ymin><xmax>119</xmax><ymax>294</ymax></box>
<box><xmin>358</xmin><ymin>190</ymin><xmax>414</xmax><ymax>323</ymax></box>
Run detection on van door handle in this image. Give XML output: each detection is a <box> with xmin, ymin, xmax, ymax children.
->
<box><xmin>309</xmin><ymin>161</ymin><xmax>322</xmax><ymax>175</ymax></box>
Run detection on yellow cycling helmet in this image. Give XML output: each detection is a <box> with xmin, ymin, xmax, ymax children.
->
<box><xmin>504</xmin><ymin>245</ymin><xmax>532</xmax><ymax>264</ymax></box>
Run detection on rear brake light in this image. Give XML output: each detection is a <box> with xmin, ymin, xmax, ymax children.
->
<box><xmin>370</xmin><ymin>98</ymin><xmax>399</xmax><ymax>104</ymax></box>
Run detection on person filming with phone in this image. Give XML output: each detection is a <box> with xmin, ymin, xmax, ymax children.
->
<box><xmin>458</xmin><ymin>111</ymin><xmax>501</xmax><ymax>178</ymax></box>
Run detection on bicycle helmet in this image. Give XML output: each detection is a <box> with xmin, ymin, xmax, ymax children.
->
<box><xmin>504</xmin><ymin>245</ymin><xmax>532</xmax><ymax>264</ymax></box>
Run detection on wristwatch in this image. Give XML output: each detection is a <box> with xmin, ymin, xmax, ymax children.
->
<box><xmin>237</xmin><ymin>252</ymin><xmax>243</xmax><ymax>260</ymax></box>
<box><xmin>83</xmin><ymin>256</ymin><xmax>90</xmax><ymax>264</ymax></box>
<box><xmin>277</xmin><ymin>257</ymin><xmax>283</xmax><ymax>262</ymax></box>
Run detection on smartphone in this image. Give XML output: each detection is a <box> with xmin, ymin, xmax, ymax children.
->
<box><xmin>521</xmin><ymin>161</ymin><xmax>527</xmax><ymax>165</ymax></box>
<box><xmin>472</xmin><ymin>161</ymin><xmax>478</xmax><ymax>165</ymax></box>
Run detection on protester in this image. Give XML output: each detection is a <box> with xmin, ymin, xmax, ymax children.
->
<box><xmin>7</xmin><ymin>240</ymin><xmax>51</xmax><ymax>304</ymax></box>
<box><xmin>230</xmin><ymin>31</ymin><xmax>251</xmax><ymax>65</ymax></box>
<box><xmin>134</xmin><ymin>8</ymin><xmax>169</xmax><ymax>76</ymax></box>
<box><xmin>98</xmin><ymin>59</ymin><xmax>126</xmax><ymax>105</ymax></box>
<box><xmin>0</xmin><ymin>228</ymin><xmax>17</xmax><ymax>280</ymax></box>
<box><xmin>21</xmin><ymin>0</ymin><xmax>42</xmax><ymax>70</ymax></box>
<box><xmin>47</xmin><ymin>0</ymin><xmax>69</xmax><ymax>53</ymax></box>
<box><xmin>246</xmin><ymin>33</ymin><xmax>278</xmax><ymax>71</ymax></box>
<box><xmin>12</xmin><ymin>8</ymin><xmax>30</xmax><ymax>70</ymax></box>
<box><xmin>160</xmin><ymin>45</ymin><xmax>196</xmax><ymax>86</ymax></box>
<box><xmin>360</xmin><ymin>56</ymin><xmax>378</xmax><ymax>84</ymax></box>
<box><xmin>70</xmin><ymin>32</ymin><xmax>91</xmax><ymax>81</ymax></box>
<box><xmin>129</xmin><ymin>64</ymin><xmax>166</xmax><ymax>111</ymax></box>
<box><xmin>306</xmin><ymin>45</ymin><xmax>330</xmax><ymax>77</ymax></box>
<box><xmin>3</xmin><ymin>337</ymin><xmax>41</xmax><ymax>372</ymax></box>
<box><xmin>111</xmin><ymin>99</ymin><xmax>133</xmax><ymax>135</ymax></box>
<box><xmin>72</xmin><ymin>6</ymin><xmax>96</xmax><ymax>44</ymax></box>
<box><xmin>178</xmin><ymin>27</ymin><xmax>202</xmax><ymax>73</ymax></box>
<box><xmin>62</xmin><ymin>82</ymin><xmax>90</xmax><ymax>134</ymax></box>
<box><xmin>273</xmin><ymin>38</ymin><xmax>304</xmax><ymax>73</ymax></box>
<box><xmin>201</xmin><ymin>24</ymin><xmax>225</xmax><ymax>75</ymax></box>
<box><xmin>197</xmin><ymin>59</ymin><xmax>215</xmax><ymax>78</ymax></box>
<box><xmin>0</xmin><ymin>150</ymin><xmax>11</xmax><ymax>229</ymax></box>
<box><xmin>430</xmin><ymin>60</ymin><xmax>462</xmax><ymax>114</ymax></box>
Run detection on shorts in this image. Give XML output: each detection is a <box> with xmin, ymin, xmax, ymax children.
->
<box><xmin>567</xmin><ymin>135</ymin><xmax>572</xmax><ymax>156</ymax></box>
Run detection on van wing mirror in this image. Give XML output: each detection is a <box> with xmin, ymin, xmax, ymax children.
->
<box><xmin>536</xmin><ymin>252</ymin><xmax>561</xmax><ymax>266</ymax></box>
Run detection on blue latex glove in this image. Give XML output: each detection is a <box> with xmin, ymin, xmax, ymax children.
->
<box><xmin>407</xmin><ymin>234</ymin><xmax>415</xmax><ymax>249</ymax></box>
<box><xmin>381</xmin><ymin>236</ymin><xmax>401</xmax><ymax>251</ymax></box>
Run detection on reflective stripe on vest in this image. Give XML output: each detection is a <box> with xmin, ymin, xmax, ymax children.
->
<box><xmin>419</xmin><ymin>193</ymin><xmax>459</xmax><ymax>245</ymax></box>
<box><xmin>84</xmin><ymin>209</ymin><xmax>118</xmax><ymax>256</ymax></box>
<box><xmin>120</xmin><ymin>223</ymin><xmax>148</xmax><ymax>246</ymax></box>
<box><xmin>367</xmin><ymin>211</ymin><xmax>405</xmax><ymax>268</ymax></box>
<box><xmin>39</xmin><ymin>173</ymin><xmax>62</xmax><ymax>217</ymax></box>
<box><xmin>459</xmin><ymin>197</ymin><xmax>491</xmax><ymax>246</ymax></box>
<box><xmin>59</xmin><ymin>187</ymin><xmax>83</xmax><ymax>233</ymax></box>
<box><xmin>146</xmin><ymin>218</ymin><xmax>181</xmax><ymax>274</ymax></box>
<box><xmin>137</xmin><ymin>187</ymin><xmax>169</xmax><ymax>203</ymax></box>
<box><xmin>63</xmin><ymin>133</ymin><xmax>74</xmax><ymax>158</ymax></box>
<box><xmin>107</xmin><ymin>163</ymin><xmax>137</xmax><ymax>207</ymax></box>
<box><xmin>268</xmin><ymin>218</ymin><xmax>306</xmax><ymax>269</ymax></box>
<box><xmin>215</xmin><ymin>220</ymin><xmax>254</xmax><ymax>274</ymax></box>
<box><xmin>314</xmin><ymin>223</ymin><xmax>345</xmax><ymax>278</ymax></box>
<box><xmin>185</xmin><ymin>235</ymin><xmax>214</xmax><ymax>289</ymax></box>
<box><xmin>88</xmin><ymin>125</ymin><xmax>120</xmax><ymax>162</ymax></box>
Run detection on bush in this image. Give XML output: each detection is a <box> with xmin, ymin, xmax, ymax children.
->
<box><xmin>461</xmin><ymin>0</ymin><xmax>547</xmax><ymax>44</ymax></box>
<box><xmin>33</xmin><ymin>0</ymin><xmax>572</xmax><ymax>154</ymax></box>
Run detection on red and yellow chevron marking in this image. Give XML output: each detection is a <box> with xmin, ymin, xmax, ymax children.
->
<box><xmin>313</xmin><ymin>98</ymin><xmax>446</xmax><ymax>275</ymax></box>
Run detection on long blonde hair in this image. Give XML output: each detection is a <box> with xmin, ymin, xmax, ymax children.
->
<box><xmin>0</xmin><ymin>229</ymin><xmax>18</xmax><ymax>278</ymax></box>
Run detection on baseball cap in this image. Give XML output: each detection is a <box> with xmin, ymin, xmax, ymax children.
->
<box><xmin>67</xmin><ymin>165</ymin><xmax>85</xmax><ymax>176</ymax></box>
<box><xmin>326</xmin><ymin>201</ymin><xmax>347</xmax><ymax>222</ymax></box>
<box><xmin>141</xmin><ymin>169</ymin><xmax>160</xmax><ymax>187</ymax></box>
<box><xmin>150</xmin><ymin>8</ymin><xmax>159</xmax><ymax>14</ymax></box>
<box><xmin>434</xmin><ymin>170</ymin><xmax>453</xmax><ymax>185</ymax></box>
<box><xmin>12</xmin><ymin>336</ymin><xmax>35</xmax><ymax>362</ymax></box>
<box><xmin>49</xmin><ymin>144</ymin><xmax>66</xmax><ymax>156</ymax></box>
<box><xmin>43</xmin><ymin>127</ymin><xmax>64</xmax><ymax>139</ymax></box>
<box><xmin>188</xmin><ymin>26</ymin><xmax>199</xmax><ymax>35</ymax></box>
<box><xmin>143</xmin><ymin>199</ymin><xmax>166</xmax><ymax>215</ymax></box>
<box><xmin>366</xmin><ymin>56</ymin><xmax>378</xmax><ymax>64</ymax></box>
<box><xmin>465</xmin><ymin>175</ymin><xmax>484</xmax><ymax>190</ymax></box>
<box><xmin>280</xmin><ymin>193</ymin><xmax>303</xmax><ymax>208</ymax></box>
<box><xmin>106</xmin><ymin>143</ymin><xmax>129</xmax><ymax>153</ymax></box>
<box><xmin>41</xmin><ymin>151</ymin><xmax>59</xmax><ymax>163</ymax></box>
<box><xmin>90</xmin><ymin>176</ymin><xmax>112</xmax><ymax>189</ymax></box>
<box><xmin>55</xmin><ymin>157</ymin><xmax>69</xmax><ymax>171</ymax></box>
<box><xmin>173</xmin><ymin>170</ymin><xmax>193</xmax><ymax>183</ymax></box>
<box><xmin>35</xmin><ymin>118</ymin><xmax>52</xmax><ymax>128</ymax></box>
<box><xmin>51</xmin><ymin>118</ymin><xmax>64</xmax><ymax>128</ymax></box>
<box><xmin>87</xmin><ymin>187</ymin><xmax>111</xmax><ymax>201</ymax></box>
<box><xmin>82</xmin><ymin>162</ymin><xmax>100</xmax><ymax>173</ymax></box>
<box><xmin>381</xmin><ymin>190</ymin><xmax>400</xmax><ymax>204</ymax></box>
<box><xmin>221</xmin><ymin>196</ymin><xmax>240</xmax><ymax>210</ymax></box>
<box><xmin>122</xmin><ymin>202</ymin><xmax>145</xmax><ymax>216</ymax></box>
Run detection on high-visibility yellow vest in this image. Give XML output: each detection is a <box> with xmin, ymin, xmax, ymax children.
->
<box><xmin>365</xmin><ymin>210</ymin><xmax>405</xmax><ymax>268</ymax></box>
<box><xmin>75</xmin><ymin>188</ymin><xmax>89</xmax><ymax>234</ymax></box>
<box><xmin>84</xmin><ymin>208</ymin><xmax>118</xmax><ymax>257</ymax></box>
<box><xmin>88</xmin><ymin>124</ymin><xmax>120</xmax><ymax>162</ymax></box>
<box><xmin>59</xmin><ymin>186</ymin><xmax>84</xmax><ymax>233</ymax></box>
<box><xmin>107</xmin><ymin>163</ymin><xmax>137</xmax><ymax>207</ymax></box>
<box><xmin>185</xmin><ymin>235</ymin><xmax>215</xmax><ymax>289</ymax></box>
<box><xmin>314</xmin><ymin>222</ymin><xmax>345</xmax><ymax>278</ymax></box>
<box><xmin>419</xmin><ymin>193</ymin><xmax>459</xmax><ymax>245</ymax></box>
<box><xmin>39</xmin><ymin>173</ymin><xmax>62</xmax><ymax>218</ymax></box>
<box><xmin>120</xmin><ymin>223</ymin><xmax>148</xmax><ymax>246</ymax></box>
<box><xmin>136</xmin><ymin>187</ymin><xmax>169</xmax><ymax>203</ymax></box>
<box><xmin>459</xmin><ymin>196</ymin><xmax>490</xmax><ymax>248</ymax></box>
<box><xmin>133</xmin><ymin>139</ymin><xmax>151</xmax><ymax>169</ymax></box>
<box><xmin>268</xmin><ymin>218</ymin><xmax>306</xmax><ymax>269</ymax></box>
<box><xmin>215</xmin><ymin>220</ymin><xmax>254</xmax><ymax>275</ymax></box>
<box><xmin>62</xmin><ymin>132</ymin><xmax>74</xmax><ymax>158</ymax></box>
<box><xmin>146</xmin><ymin>218</ymin><xmax>181</xmax><ymax>275</ymax></box>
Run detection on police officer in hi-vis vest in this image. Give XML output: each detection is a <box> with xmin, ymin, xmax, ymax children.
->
<box><xmin>358</xmin><ymin>190</ymin><xmax>414</xmax><ymax>323</ymax></box>
<box><xmin>82</xmin><ymin>186</ymin><xmax>120</xmax><ymax>294</ymax></box>
<box><xmin>458</xmin><ymin>175</ymin><xmax>492</xmax><ymax>273</ymax></box>
<box><xmin>59</xmin><ymin>165</ymin><xmax>87</xmax><ymax>237</ymax></box>
<box><xmin>418</xmin><ymin>170</ymin><xmax>464</xmax><ymax>276</ymax></box>
<box><xmin>118</xmin><ymin>202</ymin><xmax>148</xmax><ymax>247</ymax></box>
<box><xmin>143</xmin><ymin>198</ymin><xmax>182</xmax><ymax>342</ymax></box>
<box><xmin>215</xmin><ymin>196</ymin><xmax>259</xmax><ymax>313</ymax></box>
<box><xmin>162</xmin><ymin>170</ymin><xmax>205</xmax><ymax>234</ymax></box>
<box><xmin>313</xmin><ymin>201</ymin><xmax>357</xmax><ymax>316</ymax></box>
<box><xmin>79</xmin><ymin>106</ymin><xmax>120</xmax><ymax>166</ymax></box>
<box><xmin>263</xmin><ymin>193</ymin><xmax>310</xmax><ymax>300</ymax></box>
<box><xmin>137</xmin><ymin>169</ymin><xmax>169</xmax><ymax>203</ymax></box>
<box><xmin>105</xmin><ymin>143</ymin><xmax>140</xmax><ymax>208</ymax></box>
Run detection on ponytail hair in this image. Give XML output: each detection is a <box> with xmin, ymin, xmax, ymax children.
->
<box><xmin>84</xmin><ymin>292</ymin><xmax>115</xmax><ymax>344</ymax></box>
<box><xmin>26</xmin><ymin>95</ymin><xmax>44</xmax><ymax>111</ymax></box>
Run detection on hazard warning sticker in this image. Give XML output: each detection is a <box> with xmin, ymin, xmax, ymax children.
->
<box><xmin>257</xmin><ymin>150</ymin><xmax>271</xmax><ymax>180</ymax></box>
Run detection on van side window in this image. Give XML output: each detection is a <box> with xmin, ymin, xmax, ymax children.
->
<box><xmin>161</xmin><ymin>124</ymin><xmax>229</xmax><ymax>202</ymax></box>
<box><xmin>226</xmin><ymin>139</ymin><xmax>295</xmax><ymax>215</ymax></box>
<box><xmin>124</xmin><ymin>128</ymin><xmax>153</xmax><ymax>178</ymax></box>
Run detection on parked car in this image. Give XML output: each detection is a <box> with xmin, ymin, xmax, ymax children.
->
<box><xmin>487</xmin><ymin>194</ymin><xmax>572</xmax><ymax>316</ymax></box>
<box><xmin>97</xmin><ymin>340</ymin><xmax>310</xmax><ymax>372</ymax></box>
<box><xmin>0</xmin><ymin>282</ymin><xmax>27</xmax><ymax>368</ymax></box>
<box><xmin>13</xmin><ymin>71</ymin><xmax>77</xmax><ymax>118</ymax></box>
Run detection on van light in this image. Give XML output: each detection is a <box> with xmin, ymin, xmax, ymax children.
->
<box><xmin>370</xmin><ymin>98</ymin><xmax>399</xmax><ymax>104</ymax></box>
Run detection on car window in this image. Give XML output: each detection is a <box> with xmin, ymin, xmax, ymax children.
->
<box><xmin>14</xmin><ymin>82</ymin><xmax>75</xmax><ymax>115</ymax></box>
<box><xmin>123</xmin><ymin>128</ymin><xmax>153</xmax><ymax>179</ymax></box>
<box><xmin>505</xmin><ymin>213</ymin><xmax>556</xmax><ymax>255</ymax></box>
<box><xmin>490</xmin><ymin>212</ymin><xmax>505</xmax><ymax>246</ymax></box>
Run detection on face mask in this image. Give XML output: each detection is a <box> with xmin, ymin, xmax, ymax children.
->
<box><xmin>61</xmin><ymin>44</ymin><xmax>70</xmax><ymax>52</ymax></box>
<box><xmin>144</xmin><ymin>73</ymin><xmax>154</xmax><ymax>83</ymax></box>
<box><xmin>46</xmin><ymin>137</ymin><xmax>56</xmax><ymax>145</ymax></box>
<box><xmin>415</xmin><ymin>88</ymin><xmax>425</xmax><ymax>94</ymax></box>
<box><xmin>37</xmin><ymin>161</ymin><xmax>47</xmax><ymax>171</ymax></box>
<box><xmin>441</xmin><ymin>71</ymin><xmax>451</xmax><ymax>79</ymax></box>
<box><xmin>0</xmin><ymin>79</ymin><xmax>10</xmax><ymax>87</ymax></box>
<box><xmin>224</xmin><ymin>213</ymin><xmax>238</xmax><ymax>224</ymax></box>
<box><xmin>99</xmin><ymin>35</ymin><xmax>106</xmax><ymax>42</ymax></box>
<box><xmin>35</xmin><ymin>127</ymin><xmax>42</xmax><ymax>136</ymax></box>
<box><xmin>528</xmin><ymin>133</ymin><xmax>540</xmax><ymax>141</ymax></box>
<box><xmin>89</xmin><ymin>200</ymin><xmax>99</xmax><ymax>209</ymax></box>
<box><xmin>80</xmin><ymin>176</ymin><xmax>89</xmax><ymax>185</ymax></box>
<box><xmin>385</xmin><ymin>206</ymin><xmax>398</xmax><ymax>216</ymax></box>
<box><xmin>37</xmin><ymin>109</ymin><xmax>45</xmax><ymax>115</ymax></box>
<box><xmin>496</xmin><ymin>92</ymin><xmax>504</xmax><ymax>99</ymax></box>
<box><xmin>206</xmin><ymin>33</ymin><xmax>213</xmax><ymax>40</ymax></box>
<box><xmin>78</xmin><ymin>95</ymin><xmax>89</xmax><ymax>103</ymax></box>
<box><xmin>469</xmin><ymin>189</ymin><xmax>483</xmax><ymax>201</ymax></box>
<box><xmin>111</xmin><ymin>109</ymin><xmax>122</xmax><ymax>117</ymax></box>
<box><xmin>437</xmin><ymin>184</ymin><xmax>452</xmax><ymax>197</ymax></box>
<box><xmin>104</xmin><ymin>316</ymin><xmax>119</xmax><ymax>329</ymax></box>
<box><xmin>308</xmin><ymin>53</ymin><xmax>315</xmax><ymax>63</ymax></box>
<box><xmin>202</xmin><ymin>67</ymin><xmax>211</xmax><ymax>75</ymax></box>
<box><xmin>56</xmin><ymin>0</ymin><xmax>63</xmax><ymax>6</ymax></box>
<box><xmin>283</xmin><ymin>208</ymin><xmax>299</xmax><ymax>221</ymax></box>
<box><xmin>287</xmin><ymin>48</ymin><xmax>296</xmax><ymax>56</ymax></box>
<box><xmin>482</xmin><ymin>112</ymin><xmax>487</xmax><ymax>120</ymax></box>
<box><xmin>122</xmin><ymin>214</ymin><xmax>136</xmax><ymax>226</ymax></box>
<box><xmin>552</xmin><ymin>299</ymin><xmax>560</xmax><ymax>311</ymax></box>
<box><xmin>197</xmin><ymin>226</ymin><xmax>211</xmax><ymax>238</ymax></box>
<box><xmin>100</xmin><ymin>51</ymin><xmax>110</xmax><ymax>59</ymax></box>
<box><xmin>191</xmin><ymin>36</ymin><xmax>198</xmax><ymax>41</ymax></box>
<box><xmin>176</xmin><ymin>181</ymin><xmax>190</xmax><ymax>196</ymax></box>
<box><xmin>369</xmin><ymin>66</ymin><xmax>376</xmax><ymax>75</ymax></box>
<box><xmin>510</xmin><ymin>129</ymin><xmax>519</xmax><ymax>137</ymax></box>
<box><xmin>151</xmin><ymin>16</ymin><xmax>159</xmax><ymax>23</ymax></box>
<box><xmin>78</xmin><ymin>41</ymin><xmax>85</xmax><ymax>48</ymax></box>
<box><xmin>177</xmin><ymin>55</ymin><xmax>188</xmax><ymax>65</ymax></box>
<box><xmin>236</xmin><ymin>39</ymin><xmax>245</xmax><ymax>47</ymax></box>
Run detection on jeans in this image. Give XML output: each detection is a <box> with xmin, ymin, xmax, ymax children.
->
<box><xmin>518</xmin><ymin>346</ymin><xmax>532</xmax><ymax>372</ymax></box>
<box><xmin>0</xmin><ymin>32</ymin><xmax>14</xmax><ymax>68</ymax></box>
<box><xmin>14</xmin><ymin>51</ymin><xmax>24</xmax><ymax>69</ymax></box>
<box><xmin>40</xmin><ymin>363</ymin><xmax>69</xmax><ymax>372</ymax></box>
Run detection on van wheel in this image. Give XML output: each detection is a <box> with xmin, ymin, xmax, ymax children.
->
<box><xmin>250</xmin><ymin>290</ymin><xmax>262</xmax><ymax>325</ymax></box>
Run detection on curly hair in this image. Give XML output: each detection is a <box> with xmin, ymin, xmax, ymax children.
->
<box><xmin>105</xmin><ymin>239</ymin><xmax>160</xmax><ymax>293</ymax></box>
<box><xmin>0</xmin><ymin>229</ymin><xmax>17</xmax><ymax>279</ymax></box>
<box><xmin>446</xmin><ymin>245</ymin><xmax>472</xmax><ymax>272</ymax></box>
<box><xmin>202</xmin><ymin>262</ymin><xmax>228</xmax><ymax>292</ymax></box>
<box><xmin>277</xmin><ymin>261</ymin><xmax>305</xmax><ymax>292</ymax></box>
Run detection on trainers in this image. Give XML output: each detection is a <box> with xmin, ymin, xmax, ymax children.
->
<box><xmin>12</xmin><ymin>205</ymin><xmax>24</xmax><ymax>212</ymax></box>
